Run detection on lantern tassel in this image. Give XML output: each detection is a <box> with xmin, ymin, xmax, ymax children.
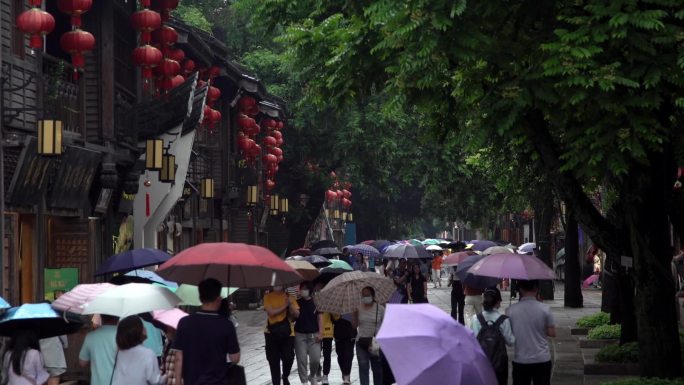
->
<box><xmin>146</xmin><ymin>192</ymin><xmax>150</xmax><ymax>217</ymax></box>
<box><xmin>72</xmin><ymin>68</ymin><xmax>79</xmax><ymax>81</ymax></box>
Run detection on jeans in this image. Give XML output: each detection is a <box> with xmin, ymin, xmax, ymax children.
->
<box><xmin>464</xmin><ymin>295</ymin><xmax>483</xmax><ymax>328</ymax></box>
<box><xmin>512</xmin><ymin>361</ymin><xmax>552</xmax><ymax>385</ymax></box>
<box><xmin>335</xmin><ymin>337</ymin><xmax>355</xmax><ymax>376</ymax></box>
<box><xmin>356</xmin><ymin>340</ymin><xmax>382</xmax><ymax>385</ymax></box>
<box><xmin>450</xmin><ymin>281</ymin><xmax>465</xmax><ymax>325</ymax></box>
<box><xmin>317</xmin><ymin>338</ymin><xmax>332</xmax><ymax>376</ymax></box>
<box><xmin>265</xmin><ymin>333</ymin><xmax>295</xmax><ymax>385</ymax></box>
<box><xmin>294</xmin><ymin>332</ymin><xmax>321</xmax><ymax>383</ymax></box>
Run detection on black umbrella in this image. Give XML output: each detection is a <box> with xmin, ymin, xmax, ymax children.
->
<box><xmin>371</xmin><ymin>240</ymin><xmax>392</xmax><ymax>252</ymax></box>
<box><xmin>0</xmin><ymin>303</ymin><xmax>83</xmax><ymax>339</ymax></box>
<box><xmin>313</xmin><ymin>247</ymin><xmax>342</xmax><ymax>257</ymax></box>
<box><xmin>310</xmin><ymin>240</ymin><xmax>338</xmax><ymax>251</ymax></box>
<box><xmin>303</xmin><ymin>255</ymin><xmax>332</xmax><ymax>268</ymax></box>
<box><xmin>455</xmin><ymin>254</ymin><xmax>501</xmax><ymax>289</ymax></box>
<box><xmin>415</xmin><ymin>245</ymin><xmax>432</xmax><ymax>259</ymax></box>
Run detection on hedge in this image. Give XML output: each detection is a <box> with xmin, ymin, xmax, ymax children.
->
<box><xmin>600</xmin><ymin>378</ymin><xmax>684</xmax><ymax>385</ymax></box>
<box><xmin>587</xmin><ymin>324</ymin><xmax>621</xmax><ymax>340</ymax></box>
<box><xmin>576</xmin><ymin>312</ymin><xmax>610</xmax><ymax>328</ymax></box>
<box><xmin>595</xmin><ymin>342</ymin><xmax>639</xmax><ymax>363</ymax></box>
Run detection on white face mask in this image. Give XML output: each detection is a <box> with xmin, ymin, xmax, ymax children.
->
<box><xmin>273</xmin><ymin>286</ymin><xmax>283</xmax><ymax>292</ymax></box>
<box><xmin>361</xmin><ymin>296</ymin><xmax>373</xmax><ymax>305</ymax></box>
<box><xmin>300</xmin><ymin>289</ymin><xmax>310</xmax><ymax>298</ymax></box>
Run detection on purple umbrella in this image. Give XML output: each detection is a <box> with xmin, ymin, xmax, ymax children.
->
<box><xmin>471</xmin><ymin>240</ymin><xmax>497</xmax><ymax>252</ymax></box>
<box><xmin>95</xmin><ymin>248</ymin><xmax>172</xmax><ymax>276</ymax></box>
<box><xmin>349</xmin><ymin>244</ymin><xmax>380</xmax><ymax>258</ymax></box>
<box><xmin>377</xmin><ymin>304</ymin><xmax>497</xmax><ymax>385</ymax></box>
<box><xmin>468</xmin><ymin>253</ymin><xmax>555</xmax><ymax>280</ymax></box>
<box><xmin>455</xmin><ymin>254</ymin><xmax>501</xmax><ymax>289</ymax></box>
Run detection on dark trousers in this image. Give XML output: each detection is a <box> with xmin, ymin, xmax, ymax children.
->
<box><xmin>512</xmin><ymin>361</ymin><xmax>552</xmax><ymax>385</ymax></box>
<box><xmin>381</xmin><ymin>352</ymin><xmax>394</xmax><ymax>385</ymax></box>
<box><xmin>451</xmin><ymin>281</ymin><xmax>465</xmax><ymax>325</ymax></box>
<box><xmin>317</xmin><ymin>338</ymin><xmax>333</xmax><ymax>376</ymax></box>
<box><xmin>335</xmin><ymin>337</ymin><xmax>355</xmax><ymax>375</ymax></box>
<box><xmin>265</xmin><ymin>333</ymin><xmax>295</xmax><ymax>385</ymax></box>
<box><xmin>495</xmin><ymin>361</ymin><xmax>508</xmax><ymax>385</ymax></box>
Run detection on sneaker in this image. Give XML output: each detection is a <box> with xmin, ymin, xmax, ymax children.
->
<box><xmin>321</xmin><ymin>375</ymin><xmax>328</xmax><ymax>385</ymax></box>
<box><xmin>342</xmin><ymin>375</ymin><xmax>351</xmax><ymax>384</ymax></box>
<box><xmin>282</xmin><ymin>377</ymin><xmax>290</xmax><ymax>385</ymax></box>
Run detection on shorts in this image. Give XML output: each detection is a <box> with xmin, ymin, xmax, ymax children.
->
<box><xmin>46</xmin><ymin>366</ymin><xmax>66</xmax><ymax>377</ymax></box>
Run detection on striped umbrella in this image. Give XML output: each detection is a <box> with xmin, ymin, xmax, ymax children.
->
<box><xmin>51</xmin><ymin>283</ymin><xmax>116</xmax><ymax>314</ymax></box>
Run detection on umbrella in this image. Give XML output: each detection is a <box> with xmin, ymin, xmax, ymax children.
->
<box><xmin>556</xmin><ymin>248</ymin><xmax>566</xmax><ymax>261</ymax></box>
<box><xmin>82</xmin><ymin>283</ymin><xmax>181</xmax><ymax>318</ymax></box>
<box><xmin>174</xmin><ymin>284</ymin><xmax>239</xmax><ymax>306</ymax></box>
<box><xmin>319</xmin><ymin>259</ymin><xmax>353</xmax><ymax>275</ymax></box>
<box><xmin>286</xmin><ymin>255</ymin><xmax>306</xmax><ymax>261</ymax></box>
<box><xmin>0</xmin><ymin>303</ymin><xmax>83</xmax><ymax>338</ymax></box>
<box><xmin>124</xmin><ymin>270</ymin><xmax>178</xmax><ymax>288</ymax></box>
<box><xmin>51</xmin><ymin>283</ymin><xmax>116</xmax><ymax>314</ymax></box>
<box><xmin>157</xmin><ymin>242</ymin><xmax>302</xmax><ymax>288</ymax></box>
<box><xmin>95</xmin><ymin>248</ymin><xmax>172</xmax><ymax>276</ymax></box>
<box><xmin>383</xmin><ymin>244</ymin><xmax>419</xmax><ymax>259</ymax></box>
<box><xmin>455</xmin><ymin>254</ymin><xmax>501</xmax><ymax>289</ymax></box>
<box><xmin>377</xmin><ymin>304</ymin><xmax>497</xmax><ymax>385</ymax></box>
<box><xmin>312</xmin><ymin>247</ymin><xmax>342</xmax><ymax>256</ymax></box>
<box><xmin>583</xmin><ymin>274</ymin><xmax>600</xmax><ymax>288</ymax></box>
<box><xmin>371</xmin><ymin>240</ymin><xmax>392</xmax><ymax>252</ymax></box>
<box><xmin>468</xmin><ymin>253</ymin><xmax>555</xmax><ymax>280</ymax></box>
<box><xmin>349</xmin><ymin>244</ymin><xmax>380</xmax><ymax>258</ymax></box>
<box><xmin>303</xmin><ymin>255</ymin><xmax>332</xmax><ymax>268</ymax></box>
<box><xmin>153</xmin><ymin>309</ymin><xmax>188</xmax><ymax>330</ymax></box>
<box><xmin>361</xmin><ymin>240</ymin><xmax>375</xmax><ymax>245</ymax></box>
<box><xmin>426</xmin><ymin>245</ymin><xmax>443</xmax><ymax>251</ymax></box>
<box><xmin>290</xmin><ymin>248</ymin><xmax>312</xmax><ymax>257</ymax></box>
<box><xmin>0</xmin><ymin>297</ymin><xmax>9</xmax><ymax>310</ymax></box>
<box><xmin>471</xmin><ymin>240</ymin><xmax>497</xmax><ymax>252</ymax></box>
<box><xmin>422</xmin><ymin>239</ymin><xmax>441</xmax><ymax>245</ymax></box>
<box><xmin>286</xmin><ymin>260</ymin><xmax>321</xmax><ymax>281</ymax></box>
<box><xmin>314</xmin><ymin>271</ymin><xmax>395</xmax><ymax>314</ymax></box>
<box><xmin>442</xmin><ymin>251</ymin><xmax>476</xmax><ymax>267</ymax></box>
<box><xmin>482</xmin><ymin>246</ymin><xmax>514</xmax><ymax>256</ymax></box>
<box><xmin>415</xmin><ymin>245</ymin><xmax>432</xmax><ymax>258</ymax></box>
<box><xmin>408</xmin><ymin>239</ymin><xmax>423</xmax><ymax>247</ymax></box>
<box><xmin>310</xmin><ymin>240</ymin><xmax>338</xmax><ymax>251</ymax></box>
<box><xmin>518</xmin><ymin>242</ymin><xmax>536</xmax><ymax>254</ymax></box>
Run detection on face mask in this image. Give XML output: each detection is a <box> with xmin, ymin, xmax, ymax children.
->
<box><xmin>273</xmin><ymin>286</ymin><xmax>283</xmax><ymax>292</ymax></box>
<box><xmin>362</xmin><ymin>296</ymin><xmax>373</xmax><ymax>305</ymax></box>
<box><xmin>300</xmin><ymin>289</ymin><xmax>310</xmax><ymax>298</ymax></box>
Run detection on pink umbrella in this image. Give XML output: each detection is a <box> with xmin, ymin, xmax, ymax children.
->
<box><xmin>583</xmin><ymin>274</ymin><xmax>600</xmax><ymax>288</ymax></box>
<box><xmin>442</xmin><ymin>251</ymin><xmax>476</xmax><ymax>267</ymax></box>
<box><xmin>468</xmin><ymin>253</ymin><xmax>555</xmax><ymax>280</ymax></box>
<box><xmin>153</xmin><ymin>308</ymin><xmax>188</xmax><ymax>330</ymax></box>
<box><xmin>51</xmin><ymin>283</ymin><xmax>116</xmax><ymax>314</ymax></box>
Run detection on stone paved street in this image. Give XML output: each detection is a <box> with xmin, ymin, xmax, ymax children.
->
<box><xmin>233</xmin><ymin>283</ymin><xmax>626</xmax><ymax>385</ymax></box>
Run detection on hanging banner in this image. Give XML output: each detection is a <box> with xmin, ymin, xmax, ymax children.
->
<box><xmin>44</xmin><ymin>268</ymin><xmax>79</xmax><ymax>301</ymax></box>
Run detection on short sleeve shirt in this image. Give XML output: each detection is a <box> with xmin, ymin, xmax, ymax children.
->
<box><xmin>263</xmin><ymin>291</ymin><xmax>299</xmax><ymax>336</ymax></box>
<box><xmin>173</xmin><ymin>311</ymin><xmax>240</xmax><ymax>385</ymax></box>
<box><xmin>79</xmin><ymin>325</ymin><xmax>118</xmax><ymax>385</ymax></box>
<box><xmin>506</xmin><ymin>297</ymin><xmax>555</xmax><ymax>364</ymax></box>
<box><xmin>432</xmin><ymin>256</ymin><xmax>443</xmax><ymax>270</ymax></box>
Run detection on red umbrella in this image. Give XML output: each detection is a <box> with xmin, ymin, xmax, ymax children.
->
<box><xmin>157</xmin><ymin>243</ymin><xmax>302</xmax><ymax>288</ymax></box>
<box><xmin>361</xmin><ymin>240</ymin><xmax>375</xmax><ymax>245</ymax></box>
<box><xmin>290</xmin><ymin>247</ymin><xmax>312</xmax><ymax>257</ymax></box>
<box><xmin>442</xmin><ymin>251</ymin><xmax>476</xmax><ymax>267</ymax></box>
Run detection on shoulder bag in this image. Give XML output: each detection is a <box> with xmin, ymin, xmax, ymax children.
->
<box><xmin>369</xmin><ymin>305</ymin><xmax>381</xmax><ymax>357</ymax></box>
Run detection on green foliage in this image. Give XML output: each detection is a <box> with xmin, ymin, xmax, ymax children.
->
<box><xmin>601</xmin><ymin>379</ymin><xmax>684</xmax><ymax>385</ymax></box>
<box><xmin>595</xmin><ymin>342</ymin><xmax>639</xmax><ymax>363</ymax></box>
<box><xmin>588</xmin><ymin>324</ymin><xmax>621</xmax><ymax>340</ymax></box>
<box><xmin>576</xmin><ymin>312</ymin><xmax>610</xmax><ymax>329</ymax></box>
<box><xmin>173</xmin><ymin>5</ymin><xmax>213</xmax><ymax>32</ymax></box>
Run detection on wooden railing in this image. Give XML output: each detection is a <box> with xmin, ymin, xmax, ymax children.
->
<box><xmin>41</xmin><ymin>54</ymin><xmax>85</xmax><ymax>137</ymax></box>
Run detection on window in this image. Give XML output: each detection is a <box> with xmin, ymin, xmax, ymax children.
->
<box><xmin>11</xmin><ymin>0</ymin><xmax>25</xmax><ymax>59</ymax></box>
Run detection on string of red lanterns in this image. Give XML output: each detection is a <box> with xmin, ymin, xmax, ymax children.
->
<box><xmin>131</xmin><ymin>3</ymin><xmax>162</xmax><ymax>88</ymax></box>
<box><xmin>15</xmin><ymin>1</ymin><xmax>55</xmax><ymax>52</ymax></box>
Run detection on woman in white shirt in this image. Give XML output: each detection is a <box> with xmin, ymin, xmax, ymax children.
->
<box><xmin>2</xmin><ymin>330</ymin><xmax>49</xmax><ymax>385</ymax></box>
<box><xmin>112</xmin><ymin>316</ymin><xmax>166</xmax><ymax>385</ymax></box>
<box><xmin>352</xmin><ymin>287</ymin><xmax>384</xmax><ymax>385</ymax></box>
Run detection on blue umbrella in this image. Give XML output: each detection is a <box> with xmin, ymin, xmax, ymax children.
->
<box><xmin>0</xmin><ymin>303</ymin><xmax>83</xmax><ymax>338</ymax></box>
<box><xmin>95</xmin><ymin>248</ymin><xmax>172</xmax><ymax>276</ymax></box>
<box><xmin>455</xmin><ymin>254</ymin><xmax>500</xmax><ymax>289</ymax></box>
<box><xmin>0</xmin><ymin>296</ymin><xmax>10</xmax><ymax>310</ymax></box>
<box><xmin>124</xmin><ymin>270</ymin><xmax>178</xmax><ymax>289</ymax></box>
<box><xmin>471</xmin><ymin>240</ymin><xmax>497</xmax><ymax>252</ymax></box>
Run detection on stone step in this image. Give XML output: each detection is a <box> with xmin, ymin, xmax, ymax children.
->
<box><xmin>579</xmin><ymin>338</ymin><xmax>617</xmax><ymax>349</ymax></box>
<box><xmin>581</xmin><ymin>347</ymin><xmax>639</xmax><ymax>375</ymax></box>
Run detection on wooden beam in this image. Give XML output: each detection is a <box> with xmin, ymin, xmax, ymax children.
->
<box><xmin>100</xmin><ymin>0</ymin><xmax>115</xmax><ymax>139</ymax></box>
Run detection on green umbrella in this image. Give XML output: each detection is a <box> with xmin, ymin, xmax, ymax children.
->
<box><xmin>409</xmin><ymin>239</ymin><xmax>423</xmax><ymax>246</ymax></box>
<box><xmin>174</xmin><ymin>284</ymin><xmax>239</xmax><ymax>306</ymax></box>
<box><xmin>422</xmin><ymin>239</ymin><xmax>441</xmax><ymax>245</ymax></box>
<box><xmin>319</xmin><ymin>259</ymin><xmax>353</xmax><ymax>274</ymax></box>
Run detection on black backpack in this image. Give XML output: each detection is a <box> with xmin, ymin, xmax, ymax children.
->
<box><xmin>476</xmin><ymin>313</ymin><xmax>509</xmax><ymax>373</ymax></box>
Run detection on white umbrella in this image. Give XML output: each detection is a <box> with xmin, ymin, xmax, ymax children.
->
<box><xmin>82</xmin><ymin>283</ymin><xmax>181</xmax><ymax>318</ymax></box>
<box><xmin>174</xmin><ymin>284</ymin><xmax>239</xmax><ymax>307</ymax></box>
<box><xmin>426</xmin><ymin>245</ymin><xmax>443</xmax><ymax>251</ymax></box>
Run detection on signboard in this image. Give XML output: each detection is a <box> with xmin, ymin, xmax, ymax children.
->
<box><xmin>7</xmin><ymin>137</ymin><xmax>54</xmax><ymax>205</ymax></box>
<box><xmin>48</xmin><ymin>146</ymin><xmax>101</xmax><ymax>209</ymax></box>
<box><xmin>44</xmin><ymin>268</ymin><xmax>79</xmax><ymax>301</ymax></box>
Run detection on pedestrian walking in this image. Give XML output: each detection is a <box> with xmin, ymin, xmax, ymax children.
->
<box><xmin>464</xmin><ymin>284</ymin><xmax>484</xmax><ymax>328</ymax></box>
<box><xmin>111</xmin><ymin>316</ymin><xmax>166</xmax><ymax>385</ymax></box>
<box><xmin>1</xmin><ymin>330</ymin><xmax>49</xmax><ymax>385</ymax></box>
<box><xmin>332</xmin><ymin>314</ymin><xmax>356</xmax><ymax>384</ymax></box>
<box><xmin>391</xmin><ymin>259</ymin><xmax>409</xmax><ymax>304</ymax></box>
<box><xmin>294</xmin><ymin>281</ymin><xmax>322</xmax><ymax>385</ymax></box>
<box><xmin>314</xmin><ymin>282</ymin><xmax>333</xmax><ymax>385</ymax></box>
<box><xmin>506</xmin><ymin>280</ymin><xmax>556</xmax><ymax>385</ymax></box>
<box><xmin>39</xmin><ymin>335</ymin><xmax>68</xmax><ymax>385</ymax></box>
<box><xmin>79</xmin><ymin>314</ymin><xmax>119</xmax><ymax>385</ymax></box>
<box><xmin>448</xmin><ymin>266</ymin><xmax>466</xmax><ymax>324</ymax></box>
<box><xmin>407</xmin><ymin>264</ymin><xmax>428</xmax><ymax>304</ymax></box>
<box><xmin>470</xmin><ymin>287</ymin><xmax>515</xmax><ymax>385</ymax></box>
<box><xmin>431</xmin><ymin>252</ymin><xmax>443</xmax><ymax>288</ymax></box>
<box><xmin>160</xmin><ymin>324</ymin><xmax>180</xmax><ymax>385</ymax></box>
<box><xmin>264</xmin><ymin>285</ymin><xmax>299</xmax><ymax>385</ymax></box>
<box><xmin>173</xmin><ymin>278</ymin><xmax>241</xmax><ymax>385</ymax></box>
<box><xmin>352</xmin><ymin>286</ymin><xmax>384</xmax><ymax>385</ymax></box>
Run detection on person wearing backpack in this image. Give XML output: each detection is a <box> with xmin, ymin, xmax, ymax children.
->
<box><xmin>470</xmin><ymin>287</ymin><xmax>515</xmax><ymax>385</ymax></box>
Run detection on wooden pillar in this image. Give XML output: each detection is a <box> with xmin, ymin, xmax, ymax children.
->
<box><xmin>100</xmin><ymin>0</ymin><xmax>115</xmax><ymax>139</ymax></box>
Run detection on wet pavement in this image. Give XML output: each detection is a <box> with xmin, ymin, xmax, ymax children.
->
<box><xmin>233</xmin><ymin>283</ymin><xmax>631</xmax><ymax>385</ymax></box>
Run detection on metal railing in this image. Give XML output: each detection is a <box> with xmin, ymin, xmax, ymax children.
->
<box><xmin>41</xmin><ymin>54</ymin><xmax>85</xmax><ymax>137</ymax></box>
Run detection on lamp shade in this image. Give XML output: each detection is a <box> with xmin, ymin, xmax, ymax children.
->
<box><xmin>348</xmin><ymin>213</ymin><xmax>353</xmax><ymax>222</ymax></box>
<box><xmin>37</xmin><ymin>119</ymin><xmax>63</xmax><ymax>155</ymax></box>
<box><xmin>200</xmin><ymin>178</ymin><xmax>214</xmax><ymax>199</ymax></box>
<box><xmin>280</xmin><ymin>197</ymin><xmax>288</xmax><ymax>214</ymax></box>
<box><xmin>270</xmin><ymin>194</ymin><xmax>279</xmax><ymax>215</ymax></box>
<box><xmin>145</xmin><ymin>139</ymin><xmax>163</xmax><ymax>170</ymax></box>
<box><xmin>246</xmin><ymin>185</ymin><xmax>258</xmax><ymax>206</ymax></box>
<box><xmin>342</xmin><ymin>212</ymin><xmax>348</xmax><ymax>221</ymax></box>
<box><xmin>159</xmin><ymin>153</ymin><xmax>176</xmax><ymax>183</ymax></box>
<box><xmin>333</xmin><ymin>209</ymin><xmax>340</xmax><ymax>219</ymax></box>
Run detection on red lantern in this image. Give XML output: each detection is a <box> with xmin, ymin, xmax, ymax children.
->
<box><xmin>158</xmin><ymin>58</ymin><xmax>180</xmax><ymax>77</ymax></box>
<box><xmin>250</xmin><ymin>124</ymin><xmax>261</xmax><ymax>137</ymax></box>
<box><xmin>152</xmin><ymin>0</ymin><xmax>179</xmax><ymax>21</ymax></box>
<box><xmin>211</xmin><ymin>109</ymin><xmax>222</xmax><ymax>125</ymax></box>
<box><xmin>167</xmin><ymin>48</ymin><xmax>185</xmax><ymax>62</ymax></box>
<box><xmin>342</xmin><ymin>198</ymin><xmax>352</xmax><ymax>208</ymax></box>
<box><xmin>157</xmin><ymin>76</ymin><xmax>175</xmax><ymax>91</ymax></box>
<box><xmin>208</xmin><ymin>65</ymin><xmax>221</xmax><ymax>78</ymax></box>
<box><xmin>269</xmin><ymin>147</ymin><xmax>283</xmax><ymax>157</ymax></box>
<box><xmin>325</xmin><ymin>190</ymin><xmax>337</xmax><ymax>203</ymax></box>
<box><xmin>238</xmin><ymin>137</ymin><xmax>254</xmax><ymax>152</ymax></box>
<box><xmin>152</xmin><ymin>25</ymin><xmax>177</xmax><ymax>47</ymax></box>
<box><xmin>263</xmin><ymin>119</ymin><xmax>276</xmax><ymax>129</ymax></box>
<box><xmin>343</xmin><ymin>182</ymin><xmax>352</xmax><ymax>189</ymax></box>
<box><xmin>249</xmin><ymin>144</ymin><xmax>262</xmax><ymax>159</ymax></box>
<box><xmin>277</xmin><ymin>121</ymin><xmax>284</xmax><ymax>130</ymax></box>
<box><xmin>182</xmin><ymin>59</ymin><xmax>195</xmax><ymax>75</ymax></box>
<box><xmin>207</xmin><ymin>86</ymin><xmax>221</xmax><ymax>102</ymax></box>
<box><xmin>265</xmin><ymin>179</ymin><xmax>276</xmax><ymax>191</ymax></box>
<box><xmin>275</xmin><ymin>137</ymin><xmax>284</xmax><ymax>147</ymax></box>
<box><xmin>57</xmin><ymin>0</ymin><xmax>92</xmax><ymax>28</ymax></box>
<box><xmin>17</xmin><ymin>8</ymin><xmax>55</xmax><ymax>50</ymax></box>
<box><xmin>59</xmin><ymin>29</ymin><xmax>95</xmax><ymax>79</ymax></box>
<box><xmin>272</xmin><ymin>131</ymin><xmax>283</xmax><ymax>140</ymax></box>
<box><xmin>132</xmin><ymin>44</ymin><xmax>162</xmax><ymax>80</ymax></box>
<box><xmin>277</xmin><ymin>155</ymin><xmax>283</xmax><ymax>163</ymax></box>
<box><xmin>131</xmin><ymin>8</ymin><xmax>161</xmax><ymax>44</ymax></box>
<box><xmin>262</xmin><ymin>154</ymin><xmax>277</xmax><ymax>165</ymax></box>
<box><xmin>263</xmin><ymin>136</ymin><xmax>276</xmax><ymax>148</ymax></box>
<box><xmin>342</xmin><ymin>189</ymin><xmax>352</xmax><ymax>199</ymax></box>
<box><xmin>248</xmin><ymin>104</ymin><xmax>260</xmax><ymax>116</ymax></box>
<box><xmin>336</xmin><ymin>190</ymin><xmax>343</xmax><ymax>201</ymax></box>
<box><xmin>238</xmin><ymin>96</ymin><xmax>257</xmax><ymax>110</ymax></box>
<box><xmin>171</xmin><ymin>74</ymin><xmax>184</xmax><ymax>88</ymax></box>
<box><xmin>238</xmin><ymin>115</ymin><xmax>255</xmax><ymax>129</ymax></box>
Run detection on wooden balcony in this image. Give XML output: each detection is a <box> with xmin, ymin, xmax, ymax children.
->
<box><xmin>41</xmin><ymin>54</ymin><xmax>85</xmax><ymax>138</ymax></box>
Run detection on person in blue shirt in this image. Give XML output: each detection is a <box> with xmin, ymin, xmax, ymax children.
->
<box><xmin>79</xmin><ymin>315</ymin><xmax>120</xmax><ymax>385</ymax></box>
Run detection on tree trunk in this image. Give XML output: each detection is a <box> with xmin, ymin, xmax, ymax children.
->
<box><xmin>564</xmin><ymin>207</ymin><xmax>583</xmax><ymax>307</ymax></box>
<box><xmin>533</xmin><ymin>188</ymin><xmax>555</xmax><ymax>300</ymax></box>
